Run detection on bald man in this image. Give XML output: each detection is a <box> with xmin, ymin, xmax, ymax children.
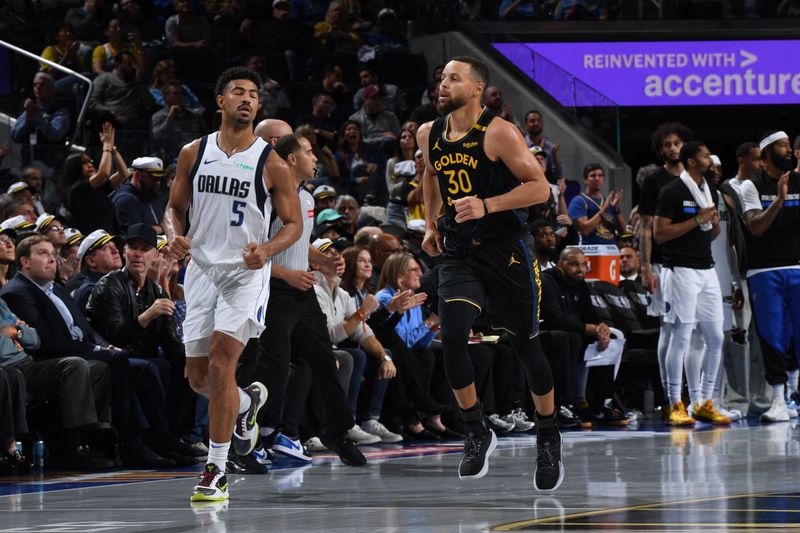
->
<box><xmin>255</xmin><ymin>118</ymin><xmax>293</xmax><ymax>145</ymax></box>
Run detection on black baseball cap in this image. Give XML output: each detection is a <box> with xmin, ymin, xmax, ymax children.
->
<box><xmin>124</xmin><ymin>223</ymin><xmax>157</xmax><ymax>248</ymax></box>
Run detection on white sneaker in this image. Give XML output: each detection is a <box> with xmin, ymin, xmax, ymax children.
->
<box><xmin>502</xmin><ymin>408</ymin><xmax>536</xmax><ymax>432</ymax></box>
<box><xmin>273</xmin><ymin>433</ymin><xmax>312</xmax><ymax>461</ymax></box>
<box><xmin>760</xmin><ymin>395</ymin><xmax>791</xmax><ymax>423</ymax></box>
<box><xmin>361</xmin><ymin>420</ymin><xmax>403</xmax><ymax>443</ymax></box>
<box><xmin>786</xmin><ymin>400</ymin><xmax>799</xmax><ymax>419</ymax></box>
<box><xmin>346</xmin><ymin>424</ymin><xmax>382</xmax><ymax>445</ymax></box>
<box><xmin>303</xmin><ymin>437</ymin><xmax>327</xmax><ymax>452</ymax></box>
<box><xmin>487</xmin><ymin>413</ymin><xmax>515</xmax><ymax>432</ymax></box>
<box><xmin>716</xmin><ymin>406</ymin><xmax>742</xmax><ymax>422</ymax></box>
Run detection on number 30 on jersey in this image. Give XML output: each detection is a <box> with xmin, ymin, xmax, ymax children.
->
<box><xmin>445</xmin><ymin>169</ymin><xmax>472</xmax><ymax>206</ymax></box>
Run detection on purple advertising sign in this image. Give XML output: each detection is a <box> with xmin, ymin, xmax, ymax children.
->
<box><xmin>493</xmin><ymin>40</ymin><xmax>800</xmax><ymax>106</ymax></box>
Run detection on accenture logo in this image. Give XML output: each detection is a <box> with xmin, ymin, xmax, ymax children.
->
<box><xmin>494</xmin><ymin>40</ymin><xmax>800</xmax><ymax>107</ymax></box>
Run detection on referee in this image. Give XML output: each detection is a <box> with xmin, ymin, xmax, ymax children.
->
<box><xmin>240</xmin><ymin>134</ymin><xmax>366</xmax><ymax>466</ymax></box>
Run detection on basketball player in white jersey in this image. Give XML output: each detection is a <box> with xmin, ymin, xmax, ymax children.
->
<box><xmin>163</xmin><ymin>67</ymin><xmax>302</xmax><ymax>502</ymax></box>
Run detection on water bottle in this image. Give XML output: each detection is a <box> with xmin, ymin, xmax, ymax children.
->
<box><xmin>32</xmin><ymin>440</ymin><xmax>45</xmax><ymax>469</ymax></box>
<box><xmin>643</xmin><ymin>380</ymin><xmax>654</xmax><ymax>417</ymax></box>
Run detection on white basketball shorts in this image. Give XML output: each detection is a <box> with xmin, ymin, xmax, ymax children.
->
<box><xmin>661</xmin><ymin>266</ymin><xmax>722</xmax><ymax>325</ymax></box>
<box><xmin>182</xmin><ymin>260</ymin><xmax>271</xmax><ymax>356</ymax></box>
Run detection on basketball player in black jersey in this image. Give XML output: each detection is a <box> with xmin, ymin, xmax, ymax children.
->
<box><xmin>417</xmin><ymin>56</ymin><xmax>563</xmax><ymax>491</ymax></box>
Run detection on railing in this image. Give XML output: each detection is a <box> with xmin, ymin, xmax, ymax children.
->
<box><xmin>0</xmin><ymin>39</ymin><xmax>93</xmax><ymax>148</ymax></box>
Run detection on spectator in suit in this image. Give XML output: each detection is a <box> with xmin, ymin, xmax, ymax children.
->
<box><xmin>619</xmin><ymin>246</ymin><xmax>641</xmax><ymax>283</ymax></box>
<box><xmin>1</xmin><ymin>235</ymin><xmax>182</xmax><ymax>467</ymax></box>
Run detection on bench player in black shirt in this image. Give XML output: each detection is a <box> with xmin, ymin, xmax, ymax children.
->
<box><xmin>638</xmin><ymin>122</ymin><xmax>692</xmax><ymax>405</ymax></box>
<box><xmin>417</xmin><ymin>56</ymin><xmax>562</xmax><ymax>492</ymax></box>
<box><xmin>654</xmin><ymin>141</ymin><xmax>730</xmax><ymax>427</ymax></box>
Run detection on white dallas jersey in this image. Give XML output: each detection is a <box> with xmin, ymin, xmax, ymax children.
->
<box><xmin>711</xmin><ymin>192</ymin><xmax>732</xmax><ymax>298</ymax></box>
<box><xmin>188</xmin><ymin>132</ymin><xmax>272</xmax><ymax>267</ymax></box>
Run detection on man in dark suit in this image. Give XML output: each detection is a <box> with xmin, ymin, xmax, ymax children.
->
<box><xmin>0</xmin><ymin>235</ymin><xmax>183</xmax><ymax>467</ymax></box>
<box><xmin>619</xmin><ymin>245</ymin><xmax>642</xmax><ymax>284</ymax></box>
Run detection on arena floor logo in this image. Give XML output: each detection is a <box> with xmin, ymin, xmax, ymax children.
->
<box><xmin>494</xmin><ymin>40</ymin><xmax>800</xmax><ymax>106</ymax></box>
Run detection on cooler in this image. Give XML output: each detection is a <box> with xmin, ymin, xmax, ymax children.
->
<box><xmin>580</xmin><ymin>244</ymin><xmax>620</xmax><ymax>285</ymax></box>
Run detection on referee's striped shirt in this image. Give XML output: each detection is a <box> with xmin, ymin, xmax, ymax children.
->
<box><xmin>270</xmin><ymin>189</ymin><xmax>316</xmax><ymax>270</ymax></box>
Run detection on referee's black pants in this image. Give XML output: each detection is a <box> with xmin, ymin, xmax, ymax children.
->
<box><xmin>238</xmin><ymin>278</ymin><xmax>354</xmax><ymax>438</ymax></box>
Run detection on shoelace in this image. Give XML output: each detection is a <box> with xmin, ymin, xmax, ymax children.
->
<box><xmin>537</xmin><ymin>440</ymin><xmax>557</xmax><ymax>470</ymax></box>
<box><xmin>463</xmin><ymin>436</ymin><xmax>481</xmax><ymax>463</ymax></box>
<box><xmin>197</xmin><ymin>466</ymin><xmax>218</xmax><ymax>485</ymax></box>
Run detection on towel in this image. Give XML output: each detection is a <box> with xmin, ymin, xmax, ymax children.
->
<box><xmin>679</xmin><ymin>171</ymin><xmax>713</xmax><ymax>232</ymax></box>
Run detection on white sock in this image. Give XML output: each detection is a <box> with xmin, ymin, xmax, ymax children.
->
<box><xmin>773</xmin><ymin>384</ymin><xmax>785</xmax><ymax>403</ymax></box>
<box><xmin>260</xmin><ymin>426</ymin><xmax>274</xmax><ymax>438</ymax></box>
<box><xmin>238</xmin><ymin>387</ymin><xmax>251</xmax><ymax>414</ymax></box>
<box><xmin>788</xmin><ymin>370</ymin><xmax>799</xmax><ymax>400</ymax></box>
<box><xmin>698</xmin><ymin>321</ymin><xmax>723</xmax><ymax>403</ymax></box>
<box><xmin>207</xmin><ymin>440</ymin><xmax>230</xmax><ymax>470</ymax></box>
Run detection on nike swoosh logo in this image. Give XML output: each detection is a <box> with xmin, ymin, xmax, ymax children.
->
<box><xmin>252</xmin><ymin>449</ymin><xmax>267</xmax><ymax>461</ymax></box>
<box><xmin>204</xmin><ymin>159</ymin><xmax>218</xmax><ymax>165</ymax></box>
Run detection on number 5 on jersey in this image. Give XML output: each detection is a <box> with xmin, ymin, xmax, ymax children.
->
<box><xmin>231</xmin><ymin>200</ymin><xmax>246</xmax><ymax>227</ymax></box>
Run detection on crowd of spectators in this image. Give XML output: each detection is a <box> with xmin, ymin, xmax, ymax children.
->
<box><xmin>0</xmin><ymin>0</ymin><xmax>798</xmax><ymax>476</ymax></box>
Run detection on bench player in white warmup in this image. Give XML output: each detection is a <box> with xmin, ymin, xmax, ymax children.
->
<box><xmin>164</xmin><ymin>67</ymin><xmax>302</xmax><ymax>502</ymax></box>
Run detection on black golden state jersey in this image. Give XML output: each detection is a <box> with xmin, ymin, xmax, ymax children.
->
<box><xmin>428</xmin><ymin>107</ymin><xmax>528</xmax><ymax>243</ymax></box>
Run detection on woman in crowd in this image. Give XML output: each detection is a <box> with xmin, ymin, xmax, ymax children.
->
<box><xmin>58</xmin><ymin>123</ymin><xmax>129</xmax><ymax>235</ymax></box>
<box><xmin>374</xmin><ymin>252</ymin><xmax>457</xmax><ymax>439</ymax></box>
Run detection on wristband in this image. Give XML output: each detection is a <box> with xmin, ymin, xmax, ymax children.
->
<box><xmin>694</xmin><ymin>215</ymin><xmax>702</xmax><ymax>226</ymax></box>
<box><xmin>357</xmin><ymin>309</ymin><xmax>367</xmax><ymax>333</ymax></box>
<box><xmin>482</xmin><ymin>198</ymin><xmax>490</xmax><ymax>216</ymax></box>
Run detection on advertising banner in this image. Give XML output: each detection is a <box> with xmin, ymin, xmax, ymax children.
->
<box><xmin>493</xmin><ymin>40</ymin><xmax>799</xmax><ymax>106</ymax></box>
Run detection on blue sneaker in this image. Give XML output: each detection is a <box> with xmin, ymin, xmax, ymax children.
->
<box><xmin>272</xmin><ymin>433</ymin><xmax>312</xmax><ymax>462</ymax></box>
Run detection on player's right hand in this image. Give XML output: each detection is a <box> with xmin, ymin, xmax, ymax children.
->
<box><xmin>698</xmin><ymin>207</ymin><xmax>717</xmax><ymax>224</ymax></box>
<box><xmin>171</xmin><ymin>236</ymin><xmax>192</xmax><ymax>260</ymax></box>
<box><xmin>285</xmin><ymin>270</ymin><xmax>317</xmax><ymax>291</ymax></box>
<box><xmin>642</xmin><ymin>265</ymin><xmax>658</xmax><ymax>294</ymax></box>
<box><xmin>422</xmin><ymin>228</ymin><xmax>443</xmax><ymax>257</ymax></box>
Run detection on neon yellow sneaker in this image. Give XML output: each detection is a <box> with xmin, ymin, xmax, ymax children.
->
<box><xmin>191</xmin><ymin>464</ymin><xmax>229</xmax><ymax>502</ymax></box>
<box><xmin>692</xmin><ymin>400</ymin><xmax>731</xmax><ymax>425</ymax></box>
<box><xmin>668</xmin><ymin>401</ymin><xmax>696</xmax><ymax>426</ymax></box>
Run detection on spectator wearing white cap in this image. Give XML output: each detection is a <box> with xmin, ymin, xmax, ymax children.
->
<box><xmin>72</xmin><ymin>230</ymin><xmax>122</xmax><ymax>314</ymax></box>
<box><xmin>35</xmin><ymin>214</ymin><xmax>74</xmax><ymax>284</ymax></box>
<box><xmin>313</xmin><ymin>185</ymin><xmax>337</xmax><ymax>214</ymax></box>
<box><xmin>111</xmin><ymin>156</ymin><xmax>167</xmax><ymax>235</ymax></box>
<box><xmin>61</xmin><ymin>229</ymin><xmax>85</xmax><ymax>293</ymax></box>
<box><xmin>0</xmin><ymin>216</ymin><xmax>36</xmax><ymax>236</ymax></box>
<box><xmin>7</xmin><ymin>183</ymin><xmax>34</xmax><ymax>207</ymax></box>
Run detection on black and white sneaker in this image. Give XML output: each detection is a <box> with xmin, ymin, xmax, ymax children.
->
<box><xmin>232</xmin><ymin>382</ymin><xmax>268</xmax><ymax>456</ymax></box>
<box><xmin>533</xmin><ymin>414</ymin><xmax>564</xmax><ymax>492</ymax></box>
<box><xmin>191</xmin><ymin>464</ymin><xmax>228</xmax><ymax>502</ymax></box>
<box><xmin>458</xmin><ymin>402</ymin><xmax>497</xmax><ymax>480</ymax></box>
<box><xmin>458</xmin><ymin>425</ymin><xmax>497</xmax><ymax>480</ymax></box>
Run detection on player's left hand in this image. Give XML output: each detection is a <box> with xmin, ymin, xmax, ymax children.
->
<box><xmin>243</xmin><ymin>242</ymin><xmax>269</xmax><ymax>269</ymax></box>
<box><xmin>453</xmin><ymin>196</ymin><xmax>487</xmax><ymax>223</ymax></box>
